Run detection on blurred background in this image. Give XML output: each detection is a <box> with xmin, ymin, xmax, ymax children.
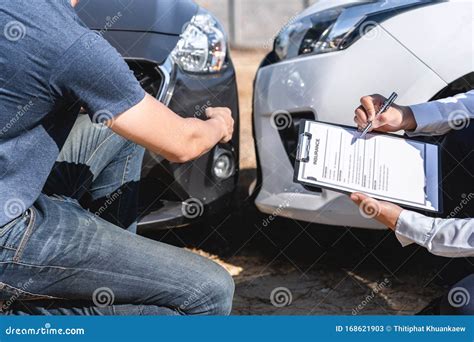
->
<box><xmin>195</xmin><ymin>0</ymin><xmax>316</xmax><ymax>48</ymax></box>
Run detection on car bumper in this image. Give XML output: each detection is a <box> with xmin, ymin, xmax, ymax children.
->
<box><xmin>253</xmin><ymin>28</ymin><xmax>446</xmax><ymax>229</ymax></box>
<box><xmin>138</xmin><ymin>58</ymin><xmax>240</xmax><ymax>230</ymax></box>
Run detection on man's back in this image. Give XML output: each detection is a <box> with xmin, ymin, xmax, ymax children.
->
<box><xmin>0</xmin><ymin>0</ymin><xmax>86</xmax><ymax>137</ymax></box>
<box><xmin>0</xmin><ymin>0</ymin><xmax>144</xmax><ymax>226</ymax></box>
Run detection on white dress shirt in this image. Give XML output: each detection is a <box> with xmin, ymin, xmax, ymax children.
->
<box><xmin>395</xmin><ymin>90</ymin><xmax>474</xmax><ymax>257</ymax></box>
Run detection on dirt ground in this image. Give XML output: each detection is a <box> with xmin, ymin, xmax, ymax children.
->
<box><xmin>143</xmin><ymin>49</ymin><xmax>472</xmax><ymax>315</ymax></box>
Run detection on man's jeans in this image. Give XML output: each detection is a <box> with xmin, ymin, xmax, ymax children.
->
<box><xmin>0</xmin><ymin>114</ymin><xmax>234</xmax><ymax>315</ymax></box>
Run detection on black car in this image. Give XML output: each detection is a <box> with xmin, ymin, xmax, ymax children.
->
<box><xmin>77</xmin><ymin>0</ymin><xmax>239</xmax><ymax>230</ymax></box>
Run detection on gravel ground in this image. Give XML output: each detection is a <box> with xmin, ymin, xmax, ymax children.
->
<box><xmin>143</xmin><ymin>49</ymin><xmax>472</xmax><ymax>315</ymax></box>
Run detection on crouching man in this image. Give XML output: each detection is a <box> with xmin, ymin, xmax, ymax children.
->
<box><xmin>0</xmin><ymin>0</ymin><xmax>234</xmax><ymax>315</ymax></box>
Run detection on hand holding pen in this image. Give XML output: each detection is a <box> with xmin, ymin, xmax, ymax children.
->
<box><xmin>354</xmin><ymin>93</ymin><xmax>417</xmax><ymax>135</ymax></box>
<box><xmin>359</xmin><ymin>92</ymin><xmax>397</xmax><ymax>138</ymax></box>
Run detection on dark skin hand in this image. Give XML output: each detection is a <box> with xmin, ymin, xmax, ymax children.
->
<box><xmin>350</xmin><ymin>94</ymin><xmax>417</xmax><ymax>230</ymax></box>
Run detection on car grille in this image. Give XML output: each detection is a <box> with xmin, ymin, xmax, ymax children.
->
<box><xmin>126</xmin><ymin>60</ymin><xmax>164</xmax><ymax>98</ymax></box>
<box><xmin>274</xmin><ymin>111</ymin><xmax>322</xmax><ymax>193</ymax></box>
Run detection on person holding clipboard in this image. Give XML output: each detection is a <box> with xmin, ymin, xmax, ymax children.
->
<box><xmin>351</xmin><ymin>90</ymin><xmax>474</xmax><ymax>315</ymax></box>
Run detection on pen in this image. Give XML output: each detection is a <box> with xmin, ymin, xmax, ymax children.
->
<box><xmin>359</xmin><ymin>92</ymin><xmax>398</xmax><ymax>138</ymax></box>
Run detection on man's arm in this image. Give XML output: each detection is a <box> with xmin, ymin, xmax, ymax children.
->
<box><xmin>350</xmin><ymin>193</ymin><xmax>474</xmax><ymax>258</ymax></box>
<box><xmin>408</xmin><ymin>90</ymin><xmax>474</xmax><ymax>136</ymax></box>
<box><xmin>395</xmin><ymin>210</ymin><xmax>474</xmax><ymax>257</ymax></box>
<box><xmin>109</xmin><ymin>94</ymin><xmax>233</xmax><ymax>163</ymax></box>
<box><xmin>354</xmin><ymin>90</ymin><xmax>474</xmax><ymax>136</ymax></box>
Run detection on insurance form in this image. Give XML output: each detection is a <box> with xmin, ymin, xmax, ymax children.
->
<box><xmin>294</xmin><ymin>121</ymin><xmax>441</xmax><ymax>212</ymax></box>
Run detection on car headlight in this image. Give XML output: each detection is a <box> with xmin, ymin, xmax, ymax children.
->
<box><xmin>275</xmin><ymin>0</ymin><xmax>434</xmax><ymax>61</ymax></box>
<box><xmin>171</xmin><ymin>9</ymin><xmax>227</xmax><ymax>73</ymax></box>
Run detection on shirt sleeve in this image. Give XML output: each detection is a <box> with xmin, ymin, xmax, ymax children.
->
<box><xmin>395</xmin><ymin>210</ymin><xmax>474</xmax><ymax>257</ymax></box>
<box><xmin>406</xmin><ymin>90</ymin><xmax>474</xmax><ymax>136</ymax></box>
<box><xmin>50</xmin><ymin>31</ymin><xmax>145</xmax><ymax>122</ymax></box>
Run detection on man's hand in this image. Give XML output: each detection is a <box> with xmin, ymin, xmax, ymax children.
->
<box><xmin>354</xmin><ymin>94</ymin><xmax>417</xmax><ymax>133</ymax></box>
<box><xmin>205</xmin><ymin>107</ymin><xmax>234</xmax><ymax>143</ymax></box>
<box><xmin>111</xmin><ymin>94</ymin><xmax>234</xmax><ymax>163</ymax></box>
<box><xmin>350</xmin><ymin>192</ymin><xmax>403</xmax><ymax>230</ymax></box>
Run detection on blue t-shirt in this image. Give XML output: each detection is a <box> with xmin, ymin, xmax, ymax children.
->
<box><xmin>0</xmin><ymin>0</ymin><xmax>145</xmax><ymax>226</ymax></box>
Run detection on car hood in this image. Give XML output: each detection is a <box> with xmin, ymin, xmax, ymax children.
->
<box><xmin>76</xmin><ymin>0</ymin><xmax>198</xmax><ymax>35</ymax></box>
<box><xmin>297</xmin><ymin>0</ymin><xmax>367</xmax><ymax>19</ymax></box>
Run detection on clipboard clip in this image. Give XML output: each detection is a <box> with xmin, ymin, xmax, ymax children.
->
<box><xmin>296</xmin><ymin>132</ymin><xmax>312</xmax><ymax>163</ymax></box>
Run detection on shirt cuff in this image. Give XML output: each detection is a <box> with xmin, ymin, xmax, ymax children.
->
<box><xmin>395</xmin><ymin>210</ymin><xmax>435</xmax><ymax>247</ymax></box>
<box><xmin>407</xmin><ymin>102</ymin><xmax>444</xmax><ymax>136</ymax></box>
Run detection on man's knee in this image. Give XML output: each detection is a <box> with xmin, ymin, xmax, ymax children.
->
<box><xmin>440</xmin><ymin>274</ymin><xmax>474</xmax><ymax>315</ymax></box>
<box><xmin>180</xmin><ymin>263</ymin><xmax>235</xmax><ymax>316</ymax></box>
<box><xmin>207</xmin><ymin>267</ymin><xmax>235</xmax><ymax>315</ymax></box>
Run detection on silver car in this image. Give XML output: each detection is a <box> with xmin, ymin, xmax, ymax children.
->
<box><xmin>252</xmin><ymin>0</ymin><xmax>473</xmax><ymax>229</ymax></box>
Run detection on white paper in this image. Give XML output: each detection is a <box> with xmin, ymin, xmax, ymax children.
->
<box><xmin>296</xmin><ymin>121</ymin><xmax>439</xmax><ymax>211</ymax></box>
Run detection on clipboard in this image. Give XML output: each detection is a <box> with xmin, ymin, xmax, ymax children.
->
<box><xmin>294</xmin><ymin>120</ymin><xmax>443</xmax><ymax>213</ymax></box>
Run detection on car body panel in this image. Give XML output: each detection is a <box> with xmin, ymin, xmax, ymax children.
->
<box><xmin>380</xmin><ymin>1</ymin><xmax>474</xmax><ymax>84</ymax></box>
<box><xmin>76</xmin><ymin>0</ymin><xmax>198</xmax><ymax>35</ymax></box>
<box><xmin>253</xmin><ymin>1</ymin><xmax>471</xmax><ymax>229</ymax></box>
<box><xmin>255</xmin><ymin>28</ymin><xmax>447</xmax><ymax>127</ymax></box>
<box><xmin>98</xmin><ymin>31</ymin><xmax>179</xmax><ymax>65</ymax></box>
